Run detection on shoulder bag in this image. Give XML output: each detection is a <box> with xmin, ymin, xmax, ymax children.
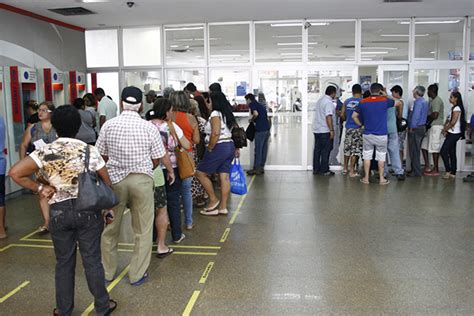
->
<box><xmin>76</xmin><ymin>145</ymin><xmax>119</xmax><ymax>212</ymax></box>
<box><xmin>168</xmin><ymin>122</ymin><xmax>196</xmax><ymax>179</ymax></box>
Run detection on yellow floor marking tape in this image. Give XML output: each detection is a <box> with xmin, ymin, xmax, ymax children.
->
<box><xmin>118</xmin><ymin>242</ymin><xmax>221</xmax><ymax>250</ymax></box>
<box><xmin>11</xmin><ymin>243</ymin><xmax>54</xmax><ymax>249</ymax></box>
<box><xmin>19</xmin><ymin>229</ymin><xmax>40</xmax><ymax>241</ymax></box>
<box><xmin>182</xmin><ymin>290</ymin><xmax>201</xmax><ymax>316</ymax></box>
<box><xmin>0</xmin><ymin>281</ymin><xmax>30</xmax><ymax>303</ymax></box>
<box><xmin>81</xmin><ymin>265</ymin><xmax>130</xmax><ymax>316</ymax></box>
<box><xmin>220</xmin><ymin>228</ymin><xmax>231</xmax><ymax>243</ymax></box>
<box><xmin>199</xmin><ymin>262</ymin><xmax>215</xmax><ymax>284</ymax></box>
<box><xmin>20</xmin><ymin>238</ymin><xmax>52</xmax><ymax>243</ymax></box>
<box><xmin>0</xmin><ymin>244</ymin><xmax>14</xmax><ymax>253</ymax></box>
<box><xmin>229</xmin><ymin>175</ymin><xmax>256</xmax><ymax>225</ymax></box>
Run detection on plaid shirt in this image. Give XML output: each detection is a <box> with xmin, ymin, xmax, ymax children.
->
<box><xmin>96</xmin><ymin>111</ymin><xmax>166</xmax><ymax>184</ymax></box>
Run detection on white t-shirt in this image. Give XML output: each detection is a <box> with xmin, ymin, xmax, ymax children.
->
<box><xmin>447</xmin><ymin>106</ymin><xmax>462</xmax><ymax>134</ymax></box>
<box><xmin>312</xmin><ymin>95</ymin><xmax>335</xmax><ymax>133</ymax></box>
<box><xmin>205</xmin><ymin>111</ymin><xmax>232</xmax><ymax>144</ymax></box>
<box><xmin>98</xmin><ymin>97</ymin><xmax>118</xmax><ymax>123</ymax></box>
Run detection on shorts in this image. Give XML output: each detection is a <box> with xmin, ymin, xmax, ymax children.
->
<box><xmin>0</xmin><ymin>175</ymin><xmax>5</xmax><ymax>207</ymax></box>
<box><xmin>363</xmin><ymin>134</ymin><xmax>388</xmax><ymax>162</ymax></box>
<box><xmin>398</xmin><ymin>130</ymin><xmax>407</xmax><ymax>151</ymax></box>
<box><xmin>421</xmin><ymin>125</ymin><xmax>444</xmax><ymax>153</ymax></box>
<box><xmin>343</xmin><ymin>128</ymin><xmax>363</xmax><ymax>157</ymax></box>
<box><xmin>154</xmin><ymin>185</ymin><xmax>167</xmax><ymax>209</ymax></box>
<box><xmin>197</xmin><ymin>141</ymin><xmax>235</xmax><ymax>174</ymax></box>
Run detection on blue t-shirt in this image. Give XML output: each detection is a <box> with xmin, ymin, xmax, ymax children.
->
<box><xmin>344</xmin><ymin>97</ymin><xmax>362</xmax><ymax>129</ymax></box>
<box><xmin>249</xmin><ymin>101</ymin><xmax>270</xmax><ymax>132</ymax></box>
<box><xmin>470</xmin><ymin>114</ymin><xmax>474</xmax><ymax>129</ymax></box>
<box><xmin>356</xmin><ymin>96</ymin><xmax>394</xmax><ymax>136</ymax></box>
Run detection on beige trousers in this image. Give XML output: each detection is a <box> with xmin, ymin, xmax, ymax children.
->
<box><xmin>101</xmin><ymin>173</ymin><xmax>154</xmax><ymax>283</ymax></box>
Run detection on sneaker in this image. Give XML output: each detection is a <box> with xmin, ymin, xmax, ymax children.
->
<box><xmin>173</xmin><ymin>234</ymin><xmax>186</xmax><ymax>244</ymax></box>
<box><xmin>255</xmin><ymin>169</ymin><xmax>264</xmax><ymax>175</ymax></box>
<box><xmin>322</xmin><ymin>171</ymin><xmax>335</xmax><ymax>176</ymax></box>
<box><xmin>130</xmin><ymin>272</ymin><xmax>148</xmax><ymax>286</ymax></box>
<box><xmin>395</xmin><ymin>174</ymin><xmax>406</xmax><ymax>181</ymax></box>
<box><xmin>246</xmin><ymin>169</ymin><xmax>257</xmax><ymax>175</ymax></box>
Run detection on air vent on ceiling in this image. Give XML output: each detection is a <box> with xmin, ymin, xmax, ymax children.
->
<box><xmin>383</xmin><ymin>0</ymin><xmax>422</xmax><ymax>2</ymax></box>
<box><xmin>49</xmin><ymin>7</ymin><xmax>95</xmax><ymax>16</ymax></box>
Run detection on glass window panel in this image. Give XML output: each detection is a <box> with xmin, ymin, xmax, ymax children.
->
<box><xmin>307</xmin><ymin>69</ymin><xmax>354</xmax><ymax>167</ymax></box>
<box><xmin>86</xmin><ymin>72</ymin><xmax>120</xmax><ymax>111</ymax></box>
<box><xmin>209</xmin><ymin>24</ymin><xmax>250</xmax><ymax>64</ymax></box>
<box><xmin>125</xmin><ymin>71</ymin><xmax>162</xmax><ymax>114</ymax></box>
<box><xmin>165</xmin><ymin>69</ymin><xmax>205</xmax><ymax>91</ymax></box>
<box><xmin>257</xmin><ymin>70</ymin><xmax>303</xmax><ymax>165</ymax></box>
<box><xmin>414</xmin><ymin>18</ymin><xmax>464</xmax><ymax>60</ymax></box>
<box><xmin>309</xmin><ymin>21</ymin><xmax>355</xmax><ymax>62</ymax></box>
<box><xmin>123</xmin><ymin>27</ymin><xmax>161</xmax><ymax>66</ymax></box>
<box><xmin>209</xmin><ymin>69</ymin><xmax>250</xmax><ymax>103</ymax></box>
<box><xmin>470</xmin><ymin>19</ymin><xmax>474</xmax><ymax>60</ymax></box>
<box><xmin>255</xmin><ymin>23</ymin><xmax>302</xmax><ymax>63</ymax></box>
<box><xmin>85</xmin><ymin>29</ymin><xmax>118</xmax><ymax>68</ymax></box>
<box><xmin>467</xmin><ymin>67</ymin><xmax>474</xmax><ymax>168</ymax></box>
<box><xmin>361</xmin><ymin>20</ymin><xmax>409</xmax><ymax>61</ymax></box>
<box><xmin>165</xmin><ymin>25</ymin><xmax>205</xmax><ymax>66</ymax></box>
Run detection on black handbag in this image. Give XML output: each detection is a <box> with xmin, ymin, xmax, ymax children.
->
<box><xmin>246</xmin><ymin>122</ymin><xmax>256</xmax><ymax>141</ymax></box>
<box><xmin>75</xmin><ymin>145</ymin><xmax>119</xmax><ymax>212</ymax></box>
<box><xmin>232</xmin><ymin>125</ymin><xmax>247</xmax><ymax>148</ymax></box>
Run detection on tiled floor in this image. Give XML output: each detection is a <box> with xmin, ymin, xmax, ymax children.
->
<box><xmin>0</xmin><ymin>171</ymin><xmax>473</xmax><ymax>315</ymax></box>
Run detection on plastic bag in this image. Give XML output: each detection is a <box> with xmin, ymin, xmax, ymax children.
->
<box><xmin>230</xmin><ymin>159</ymin><xmax>247</xmax><ymax>195</ymax></box>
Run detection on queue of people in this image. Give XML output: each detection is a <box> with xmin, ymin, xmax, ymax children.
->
<box><xmin>313</xmin><ymin>82</ymin><xmax>469</xmax><ymax>184</ymax></box>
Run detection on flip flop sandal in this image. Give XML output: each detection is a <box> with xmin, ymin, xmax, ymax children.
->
<box><xmin>380</xmin><ymin>180</ymin><xmax>390</xmax><ymax>185</ymax></box>
<box><xmin>360</xmin><ymin>178</ymin><xmax>370</xmax><ymax>184</ymax></box>
<box><xmin>156</xmin><ymin>248</ymin><xmax>174</xmax><ymax>258</ymax></box>
<box><xmin>202</xmin><ymin>200</ymin><xmax>220</xmax><ymax>211</ymax></box>
<box><xmin>38</xmin><ymin>225</ymin><xmax>49</xmax><ymax>234</ymax></box>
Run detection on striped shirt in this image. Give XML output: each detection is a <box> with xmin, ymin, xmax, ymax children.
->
<box><xmin>96</xmin><ymin>111</ymin><xmax>166</xmax><ymax>184</ymax></box>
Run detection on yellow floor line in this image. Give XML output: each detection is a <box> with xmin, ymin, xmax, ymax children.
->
<box><xmin>0</xmin><ymin>281</ymin><xmax>30</xmax><ymax>303</ymax></box>
<box><xmin>0</xmin><ymin>244</ymin><xmax>14</xmax><ymax>253</ymax></box>
<box><xmin>167</xmin><ymin>251</ymin><xmax>217</xmax><ymax>256</ymax></box>
<box><xmin>182</xmin><ymin>290</ymin><xmax>201</xmax><ymax>316</ymax></box>
<box><xmin>118</xmin><ymin>242</ymin><xmax>221</xmax><ymax>250</ymax></box>
<box><xmin>229</xmin><ymin>175</ymin><xmax>256</xmax><ymax>225</ymax></box>
<box><xmin>19</xmin><ymin>229</ymin><xmax>40</xmax><ymax>241</ymax></box>
<box><xmin>199</xmin><ymin>262</ymin><xmax>214</xmax><ymax>284</ymax></box>
<box><xmin>81</xmin><ymin>265</ymin><xmax>130</xmax><ymax>316</ymax></box>
<box><xmin>220</xmin><ymin>228</ymin><xmax>230</xmax><ymax>243</ymax></box>
<box><xmin>20</xmin><ymin>238</ymin><xmax>52</xmax><ymax>243</ymax></box>
<box><xmin>11</xmin><ymin>243</ymin><xmax>54</xmax><ymax>249</ymax></box>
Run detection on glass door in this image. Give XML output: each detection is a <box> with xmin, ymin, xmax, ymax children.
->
<box><xmin>306</xmin><ymin>66</ymin><xmax>357</xmax><ymax>169</ymax></box>
<box><xmin>256</xmin><ymin>69</ymin><xmax>303</xmax><ymax>167</ymax></box>
<box><xmin>465</xmin><ymin>66</ymin><xmax>474</xmax><ymax>171</ymax></box>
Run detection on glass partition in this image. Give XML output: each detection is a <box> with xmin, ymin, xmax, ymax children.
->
<box><xmin>125</xmin><ymin>71</ymin><xmax>162</xmax><ymax>114</ymax></box>
<box><xmin>165</xmin><ymin>25</ymin><xmax>205</xmax><ymax>66</ymax></box>
<box><xmin>307</xmin><ymin>69</ymin><xmax>354</xmax><ymax>167</ymax></box>
<box><xmin>165</xmin><ymin>69</ymin><xmax>205</xmax><ymax>91</ymax></box>
<box><xmin>471</xmin><ymin>18</ymin><xmax>474</xmax><ymax>60</ymax></box>
<box><xmin>466</xmin><ymin>67</ymin><xmax>474</xmax><ymax>169</ymax></box>
<box><xmin>414</xmin><ymin>18</ymin><xmax>464</xmax><ymax>60</ymax></box>
<box><xmin>308</xmin><ymin>21</ymin><xmax>355</xmax><ymax>62</ymax></box>
<box><xmin>257</xmin><ymin>70</ymin><xmax>303</xmax><ymax>165</ymax></box>
<box><xmin>209</xmin><ymin>24</ymin><xmax>250</xmax><ymax>64</ymax></box>
<box><xmin>123</xmin><ymin>27</ymin><xmax>161</xmax><ymax>66</ymax></box>
<box><xmin>361</xmin><ymin>20</ymin><xmax>409</xmax><ymax>61</ymax></box>
<box><xmin>255</xmin><ymin>23</ymin><xmax>303</xmax><ymax>63</ymax></box>
<box><xmin>87</xmin><ymin>72</ymin><xmax>120</xmax><ymax>115</ymax></box>
<box><xmin>85</xmin><ymin>29</ymin><xmax>118</xmax><ymax>68</ymax></box>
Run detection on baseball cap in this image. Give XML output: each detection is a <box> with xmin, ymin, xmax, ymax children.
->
<box><xmin>145</xmin><ymin>90</ymin><xmax>156</xmax><ymax>97</ymax></box>
<box><xmin>121</xmin><ymin>86</ymin><xmax>142</xmax><ymax>104</ymax></box>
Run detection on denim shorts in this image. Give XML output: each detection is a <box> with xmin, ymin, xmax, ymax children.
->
<box><xmin>197</xmin><ymin>141</ymin><xmax>235</xmax><ymax>174</ymax></box>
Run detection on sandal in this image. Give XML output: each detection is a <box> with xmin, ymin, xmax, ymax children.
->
<box><xmin>379</xmin><ymin>179</ymin><xmax>390</xmax><ymax>185</ymax></box>
<box><xmin>38</xmin><ymin>225</ymin><xmax>49</xmax><ymax>235</ymax></box>
<box><xmin>202</xmin><ymin>200</ymin><xmax>220</xmax><ymax>212</ymax></box>
<box><xmin>105</xmin><ymin>299</ymin><xmax>118</xmax><ymax>315</ymax></box>
<box><xmin>360</xmin><ymin>178</ymin><xmax>370</xmax><ymax>184</ymax></box>
<box><xmin>342</xmin><ymin>170</ymin><xmax>348</xmax><ymax>175</ymax></box>
<box><xmin>156</xmin><ymin>248</ymin><xmax>174</xmax><ymax>259</ymax></box>
<box><xmin>349</xmin><ymin>172</ymin><xmax>360</xmax><ymax>178</ymax></box>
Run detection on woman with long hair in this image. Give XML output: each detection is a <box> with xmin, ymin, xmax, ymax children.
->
<box><xmin>148</xmin><ymin>98</ymin><xmax>191</xmax><ymax>243</ymax></box>
<box><xmin>169</xmin><ymin>91</ymin><xmax>200</xmax><ymax>230</ymax></box>
<box><xmin>19</xmin><ymin>101</ymin><xmax>57</xmax><ymax>234</ymax></box>
<box><xmin>440</xmin><ymin>91</ymin><xmax>467</xmax><ymax>179</ymax></box>
<box><xmin>196</xmin><ymin>92</ymin><xmax>237</xmax><ymax>216</ymax></box>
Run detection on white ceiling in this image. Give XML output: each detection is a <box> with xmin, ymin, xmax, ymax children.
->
<box><xmin>3</xmin><ymin>0</ymin><xmax>474</xmax><ymax>29</ymax></box>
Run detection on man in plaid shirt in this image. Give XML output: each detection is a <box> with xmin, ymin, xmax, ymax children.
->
<box><xmin>96</xmin><ymin>86</ymin><xmax>174</xmax><ymax>286</ymax></box>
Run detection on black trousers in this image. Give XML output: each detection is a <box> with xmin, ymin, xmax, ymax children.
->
<box><xmin>440</xmin><ymin>132</ymin><xmax>462</xmax><ymax>175</ymax></box>
<box><xmin>49</xmin><ymin>199</ymin><xmax>109</xmax><ymax>316</ymax></box>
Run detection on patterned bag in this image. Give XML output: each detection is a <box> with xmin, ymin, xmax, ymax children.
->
<box><xmin>168</xmin><ymin>122</ymin><xmax>196</xmax><ymax>179</ymax></box>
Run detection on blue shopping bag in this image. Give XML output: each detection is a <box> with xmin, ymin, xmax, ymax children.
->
<box><xmin>230</xmin><ymin>159</ymin><xmax>247</xmax><ymax>195</ymax></box>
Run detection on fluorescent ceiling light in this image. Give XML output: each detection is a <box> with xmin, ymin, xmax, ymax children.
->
<box><xmin>362</xmin><ymin>47</ymin><xmax>398</xmax><ymax>50</ymax></box>
<box><xmin>271</xmin><ymin>23</ymin><xmax>301</xmax><ymax>27</ymax></box>
<box><xmin>430</xmin><ymin>51</ymin><xmax>436</xmax><ymax>54</ymax></box>
<box><xmin>166</xmin><ymin>26</ymin><xmax>204</xmax><ymax>31</ymax></box>
<box><xmin>211</xmin><ymin>54</ymin><xmax>242</xmax><ymax>57</ymax></box>
<box><xmin>278</xmin><ymin>47</ymin><xmax>302</xmax><ymax>50</ymax></box>
<box><xmin>380</xmin><ymin>34</ymin><xmax>429</xmax><ymax>37</ymax></box>
<box><xmin>272</xmin><ymin>35</ymin><xmax>320</xmax><ymax>38</ymax></box>
<box><xmin>361</xmin><ymin>51</ymin><xmax>389</xmax><ymax>54</ymax></box>
<box><xmin>170</xmin><ymin>45</ymin><xmax>179</xmax><ymax>48</ymax></box>
<box><xmin>311</xmin><ymin>22</ymin><xmax>330</xmax><ymax>26</ymax></box>
<box><xmin>398</xmin><ymin>20</ymin><xmax>460</xmax><ymax>25</ymax></box>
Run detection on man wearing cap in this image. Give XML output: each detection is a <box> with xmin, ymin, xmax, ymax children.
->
<box><xmin>96</xmin><ymin>86</ymin><xmax>174</xmax><ymax>286</ymax></box>
<box><xmin>143</xmin><ymin>90</ymin><xmax>158</xmax><ymax>118</ymax></box>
